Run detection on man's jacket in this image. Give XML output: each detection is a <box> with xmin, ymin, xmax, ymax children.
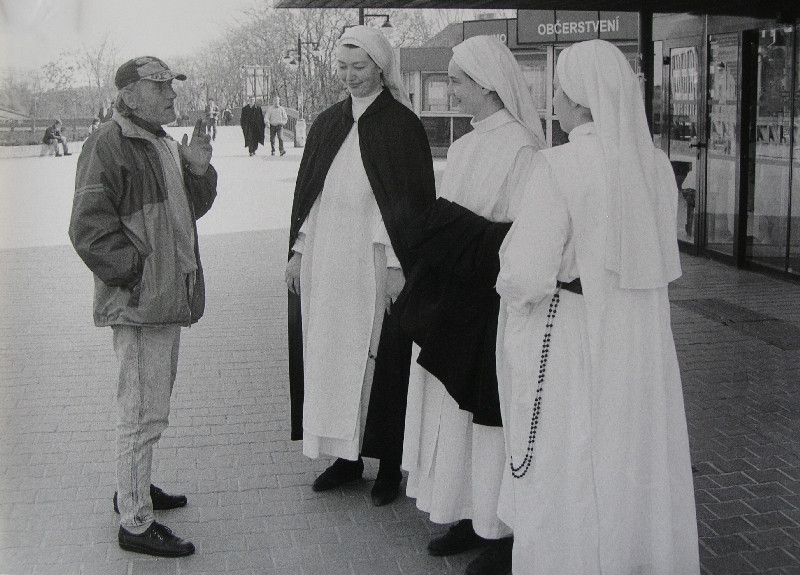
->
<box><xmin>69</xmin><ymin>116</ymin><xmax>217</xmax><ymax>327</ymax></box>
<box><xmin>42</xmin><ymin>124</ymin><xmax>62</xmax><ymax>143</ymax></box>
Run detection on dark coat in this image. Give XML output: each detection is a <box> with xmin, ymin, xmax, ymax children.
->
<box><xmin>240</xmin><ymin>104</ymin><xmax>265</xmax><ymax>147</ymax></box>
<box><xmin>394</xmin><ymin>198</ymin><xmax>511</xmax><ymax>427</ymax></box>
<box><xmin>288</xmin><ymin>89</ymin><xmax>436</xmax><ymax>462</ymax></box>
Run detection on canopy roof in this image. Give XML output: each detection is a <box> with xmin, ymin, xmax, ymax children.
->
<box><xmin>274</xmin><ymin>0</ymin><xmax>796</xmax><ymax>19</ymax></box>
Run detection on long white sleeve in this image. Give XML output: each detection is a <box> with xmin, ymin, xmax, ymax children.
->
<box><xmin>497</xmin><ymin>154</ymin><xmax>570</xmax><ymax>314</ymax></box>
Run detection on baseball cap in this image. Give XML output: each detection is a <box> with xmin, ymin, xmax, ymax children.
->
<box><xmin>115</xmin><ymin>56</ymin><xmax>187</xmax><ymax>89</ymax></box>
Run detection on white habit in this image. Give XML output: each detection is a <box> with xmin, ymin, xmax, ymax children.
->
<box><xmin>496</xmin><ymin>122</ymin><xmax>700</xmax><ymax>574</ymax></box>
<box><xmin>293</xmin><ymin>91</ymin><xmax>397</xmax><ymax>461</ymax></box>
<box><xmin>402</xmin><ymin>108</ymin><xmax>538</xmax><ymax>538</ymax></box>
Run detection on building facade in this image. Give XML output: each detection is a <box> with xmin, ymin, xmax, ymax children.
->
<box><xmin>401</xmin><ymin>11</ymin><xmax>800</xmax><ymax>279</ymax></box>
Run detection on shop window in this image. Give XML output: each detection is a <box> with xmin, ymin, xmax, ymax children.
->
<box><xmin>422</xmin><ymin>73</ymin><xmax>453</xmax><ymax>112</ymax></box>
<box><xmin>421</xmin><ymin>116</ymin><xmax>452</xmax><ymax>148</ymax></box>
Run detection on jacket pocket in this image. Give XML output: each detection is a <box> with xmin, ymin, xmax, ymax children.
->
<box><xmin>127</xmin><ymin>281</ymin><xmax>141</xmax><ymax>308</ymax></box>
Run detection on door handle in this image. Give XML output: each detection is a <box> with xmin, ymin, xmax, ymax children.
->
<box><xmin>689</xmin><ymin>141</ymin><xmax>707</xmax><ymax>149</ymax></box>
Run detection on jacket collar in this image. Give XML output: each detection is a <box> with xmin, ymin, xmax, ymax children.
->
<box><xmin>114</xmin><ymin>114</ymin><xmax>169</xmax><ymax>141</ymax></box>
<box><xmin>342</xmin><ymin>88</ymin><xmax>394</xmax><ymax>122</ymax></box>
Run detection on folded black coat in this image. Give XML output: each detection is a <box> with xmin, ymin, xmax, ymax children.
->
<box><xmin>394</xmin><ymin>197</ymin><xmax>511</xmax><ymax>427</ymax></box>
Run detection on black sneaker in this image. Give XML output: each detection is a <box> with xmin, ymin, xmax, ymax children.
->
<box><xmin>113</xmin><ymin>484</ymin><xmax>187</xmax><ymax>514</ymax></box>
<box><xmin>427</xmin><ymin>519</ymin><xmax>486</xmax><ymax>556</ymax></box>
<box><xmin>118</xmin><ymin>521</ymin><xmax>194</xmax><ymax>557</ymax></box>
<box><xmin>465</xmin><ymin>536</ymin><xmax>513</xmax><ymax>575</ymax></box>
<box><xmin>312</xmin><ymin>457</ymin><xmax>364</xmax><ymax>492</ymax></box>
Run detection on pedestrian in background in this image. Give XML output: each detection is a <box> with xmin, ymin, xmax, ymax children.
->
<box><xmin>240</xmin><ymin>95</ymin><xmax>265</xmax><ymax>156</ymax></box>
<box><xmin>222</xmin><ymin>105</ymin><xmax>233</xmax><ymax>126</ymax></box>
<box><xmin>398</xmin><ymin>35</ymin><xmax>546</xmax><ymax>575</ymax></box>
<box><xmin>69</xmin><ymin>56</ymin><xmax>217</xmax><ymax>559</ymax></box>
<box><xmin>266</xmin><ymin>95</ymin><xmax>288</xmax><ymax>156</ymax></box>
<box><xmin>285</xmin><ymin>25</ymin><xmax>436</xmax><ymax>507</ymax></box>
<box><xmin>204</xmin><ymin>97</ymin><xmax>219</xmax><ymax>141</ymax></box>
<box><xmin>495</xmin><ymin>39</ymin><xmax>699</xmax><ymax>574</ymax></box>
<box><xmin>42</xmin><ymin>119</ymin><xmax>71</xmax><ymax>156</ymax></box>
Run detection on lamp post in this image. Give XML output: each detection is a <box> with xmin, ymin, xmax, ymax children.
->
<box><xmin>357</xmin><ymin>9</ymin><xmax>393</xmax><ymax>34</ymax></box>
<box><xmin>282</xmin><ymin>36</ymin><xmax>321</xmax><ymax>146</ymax></box>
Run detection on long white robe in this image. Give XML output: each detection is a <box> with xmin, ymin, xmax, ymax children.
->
<box><xmin>294</xmin><ymin>91</ymin><xmax>397</xmax><ymax>461</ymax></box>
<box><xmin>496</xmin><ymin>123</ymin><xmax>700</xmax><ymax>574</ymax></box>
<box><xmin>402</xmin><ymin>109</ymin><xmax>539</xmax><ymax>539</ymax></box>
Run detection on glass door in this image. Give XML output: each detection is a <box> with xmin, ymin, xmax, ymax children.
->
<box><xmin>705</xmin><ymin>34</ymin><xmax>741</xmax><ymax>257</ymax></box>
<box><xmin>745</xmin><ymin>26</ymin><xmax>796</xmax><ymax>271</ymax></box>
<box><xmin>665</xmin><ymin>39</ymin><xmax>706</xmax><ymax>249</ymax></box>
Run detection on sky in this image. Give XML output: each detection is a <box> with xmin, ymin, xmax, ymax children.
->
<box><xmin>0</xmin><ymin>0</ymin><xmax>259</xmax><ymax>72</ymax></box>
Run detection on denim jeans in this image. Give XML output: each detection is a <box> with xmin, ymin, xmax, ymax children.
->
<box><xmin>269</xmin><ymin>125</ymin><xmax>285</xmax><ymax>153</ymax></box>
<box><xmin>112</xmin><ymin>324</ymin><xmax>181</xmax><ymax>532</ymax></box>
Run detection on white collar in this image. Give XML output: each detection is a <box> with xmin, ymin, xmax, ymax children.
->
<box><xmin>568</xmin><ymin>122</ymin><xmax>596</xmax><ymax>141</ymax></box>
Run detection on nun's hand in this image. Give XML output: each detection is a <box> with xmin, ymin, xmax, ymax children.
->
<box><xmin>385</xmin><ymin>267</ymin><xmax>405</xmax><ymax>314</ymax></box>
<box><xmin>285</xmin><ymin>252</ymin><xmax>302</xmax><ymax>295</ymax></box>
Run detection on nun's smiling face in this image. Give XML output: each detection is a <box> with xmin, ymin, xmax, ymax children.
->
<box><xmin>337</xmin><ymin>45</ymin><xmax>382</xmax><ymax>99</ymax></box>
<box><xmin>447</xmin><ymin>59</ymin><xmax>485</xmax><ymax>118</ymax></box>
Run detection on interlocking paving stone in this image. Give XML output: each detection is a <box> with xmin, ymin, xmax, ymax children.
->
<box><xmin>3</xmin><ymin>162</ymin><xmax>800</xmax><ymax>573</ymax></box>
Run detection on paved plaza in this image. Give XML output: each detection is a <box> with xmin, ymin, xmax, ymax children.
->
<box><xmin>1</xmin><ymin>126</ymin><xmax>800</xmax><ymax>574</ymax></box>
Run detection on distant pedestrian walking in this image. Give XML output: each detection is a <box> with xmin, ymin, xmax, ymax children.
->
<box><xmin>69</xmin><ymin>56</ymin><xmax>217</xmax><ymax>560</ymax></box>
<box><xmin>205</xmin><ymin>97</ymin><xmax>219</xmax><ymax>140</ymax></box>
<box><xmin>42</xmin><ymin>120</ymin><xmax>71</xmax><ymax>156</ymax></box>
<box><xmin>266</xmin><ymin>95</ymin><xmax>288</xmax><ymax>156</ymax></box>
<box><xmin>240</xmin><ymin>96</ymin><xmax>265</xmax><ymax>156</ymax></box>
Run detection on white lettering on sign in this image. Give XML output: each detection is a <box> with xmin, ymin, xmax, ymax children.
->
<box><xmin>537</xmin><ymin>16</ymin><xmax>619</xmax><ymax>37</ymax></box>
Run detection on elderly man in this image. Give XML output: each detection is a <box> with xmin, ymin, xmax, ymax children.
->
<box><xmin>285</xmin><ymin>26</ymin><xmax>436</xmax><ymax>507</ymax></box>
<box><xmin>397</xmin><ymin>36</ymin><xmax>545</xmax><ymax>575</ymax></box>
<box><xmin>69</xmin><ymin>56</ymin><xmax>216</xmax><ymax>558</ymax></box>
<box><xmin>496</xmin><ymin>40</ymin><xmax>699</xmax><ymax>574</ymax></box>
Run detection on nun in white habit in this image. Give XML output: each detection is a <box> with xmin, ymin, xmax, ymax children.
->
<box><xmin>401</xmin><ymin>35</ymin><xmax>545</xmax><ymax>573</ymax></box>
<box><xmin>496</xmin><ymin>39</ymin><xmax>699</xmax><ymax>574</ymax></box>
<box><xmin>286</xmin><ymin>26</ymin><xmax>435</xmax><ymax>506</ymax></box>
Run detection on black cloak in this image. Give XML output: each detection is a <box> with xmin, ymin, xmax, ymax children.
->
<box><xmin>240</xmin><ymin>104</ymin><xmax>265</xmax><ymax>149</ymax></box>
<box><xmin>288</xmin><ymin>89</ymin><xmax>436</xmax><ymax>462</ymax></box>
<box><xmin>394</xmin><ymin>198</ymin><xmax>511</xmax><ymax>427</ymax></box>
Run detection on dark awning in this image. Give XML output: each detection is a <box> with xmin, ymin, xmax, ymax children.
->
<box><xmin>274</xmin><ymin>0</ymin><xmax>797</xmax><ymax>20</ymax></box>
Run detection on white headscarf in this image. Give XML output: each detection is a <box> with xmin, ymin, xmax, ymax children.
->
<box><xmin>451</xmin><ymin>35</ymin><xmax>546</xmax><ymax>148</ymax></box>
<box><xmin>339</xmin><ymin>25</ymin><xmax>412</xmax><ymax>110</ymax></box>
<box><xmin>556</xmin><ymin>39</ymin><xmax>680</xmax><ymax>289</ymax></box>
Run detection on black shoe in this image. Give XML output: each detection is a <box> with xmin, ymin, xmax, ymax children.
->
<box><xmin>465</xmin><ymin>536</ymin><xmax>513</xmax><ymax>575</ymax></box>
<box><xmin>312</xmin><ymin>457</ymin><xmax>364</xmax><ymax>492</ymax></box>
<box><xmin>371</xmin><ymin>461</ymin><xmax>402</xmax><ymax>506</ymax></box>
<box><xmin>280</xmin><ymin>150</ymin><xmax>286</xmax><ymax>156</ymax></box>
<box><xmin>118</xmin><ymin>521</ymin><xmax>195</xmax><ymax>557</ymax></box>
<box><xmin>427</xmin><ymin>519</ymin><xmax>486</xmax><ymax>557</ymax></box>
<box><xmin>64</xmin><ymin>152</ymin><xmax>72</xmax><ymax>156</ymax></box>
<box><xmin>55</xmin><ymin>154</ymin><xmax>63</xmax><ymax>157</ymax></box>
<box><xmin>113</xmin><ymin>484</ymin><xmax>187</xmax><ymax>514</ymax></box>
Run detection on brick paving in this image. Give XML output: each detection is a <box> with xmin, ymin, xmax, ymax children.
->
<box><xmin>1</xmin><ymin>130</ymin><xmax>800</xmax><ymax>573</ymax></box>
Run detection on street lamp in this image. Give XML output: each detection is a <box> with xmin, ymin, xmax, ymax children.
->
<box><xmin>358</xmin><ymin>9</ymin><xmax>393</xmax><ymax>35</ymax></box>
<box><xmin>282</xmin><ymin>37</ymin><xmax>322</xmax><ymax>119</ymax></box>
<box><xmin>282</xmin><ymin>36</ymin><xmax>321</xmax><ymax>147</ymax></box>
